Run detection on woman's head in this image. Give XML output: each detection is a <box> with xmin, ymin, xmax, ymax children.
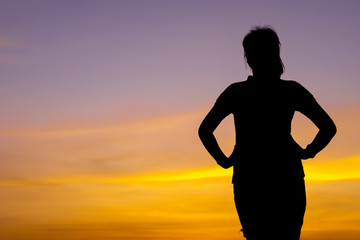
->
<box><xmin>243</xmin><ymin>26</ymin><xmax>284</xmax><ymax>77</ymax></box>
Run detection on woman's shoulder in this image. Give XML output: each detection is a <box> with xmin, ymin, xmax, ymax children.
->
<box><xmin>280</xmin><ymin>79</ymin><xmax>309</xmax><ymax>91</ymax></box>
<box><xmin>224</xmin><ymin>79</ymin><xmax>249</xmax><ymax>92</ymax></box>
<box><xmin>280</xmin><ymin>79</ymin><xmax>301</xmax><ymax>86</ymax></box>
<box><xmin>280</xmin><ymin>79</ymin><xmax>315</xmax><ymax>99</ymax></box>
<box><xmin>216</xmin><ymin>80</ymin><xmax>249</xmax><ymax>103</ymax></box>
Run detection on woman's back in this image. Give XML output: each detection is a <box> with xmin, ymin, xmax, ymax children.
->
<box><xmin>215</xmin><ymin>76</ymin><xmax>317</xmax><ymax>182</ymax></box>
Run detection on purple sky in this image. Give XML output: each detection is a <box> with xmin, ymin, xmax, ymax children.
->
<box><xmin>1</xmin><ymin>0</ymin><xmax>359</xmax><ymax>128</ymax></box>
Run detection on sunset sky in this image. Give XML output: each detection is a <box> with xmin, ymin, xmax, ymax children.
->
<box><xmin>1</xmin><ymin>1</ymin><xmax>360</xmax><ymax>239</ymax></box>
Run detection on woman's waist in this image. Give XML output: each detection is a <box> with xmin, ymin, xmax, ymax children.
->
<box><xmin>231</xmin><ymin>159</ymin><xmax>305</xmax><ymax>183</ymax></box>
<box><xmin>234</xmin><ymin>136</ymin><xmax>301</xmax><ymax>152</ymax></box>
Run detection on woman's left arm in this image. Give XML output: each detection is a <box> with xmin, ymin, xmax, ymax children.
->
<box><xmin>198</xmin><ymin>104</ymin><xmax>233</xmax><ymax>169</ymax></box>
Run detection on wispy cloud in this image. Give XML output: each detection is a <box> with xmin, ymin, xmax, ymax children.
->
<box><xmin>0</xmin><ymin>108</ymin><xmax>207</xmax><ymax>180</ymax></box>
<box><xmin>1</xmin><ymin>153</ymin><xmax>359</xmax><ymax>188</ymax></box>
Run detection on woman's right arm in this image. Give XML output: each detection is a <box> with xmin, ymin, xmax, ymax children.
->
<box><xmin>295</xmin><ymin>83</ymin><xmax>337</xmax><ymax>159</ymax></box>
<box><xmin>300</xmin><ymin>101</ymin><xmax>337</xmax><ymax>159</ymax></box>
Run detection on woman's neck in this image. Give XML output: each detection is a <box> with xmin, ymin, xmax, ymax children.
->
<box><xmin>252</xmin><ymin>72</ymin><xmax>280</xmax><ymax>81</ymax></box>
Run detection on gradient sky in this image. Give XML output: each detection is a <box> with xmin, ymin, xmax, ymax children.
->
<box><xmin>1</xmin><ymin>1</ymin><xmax>360</xmax><ymax>239</ymax></box>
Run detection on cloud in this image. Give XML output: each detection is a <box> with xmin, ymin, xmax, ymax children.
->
<box><xmin>304</xmin><ymin>155</ymin><xmax>360</xmax><ymax>181</ymax></box>
<box><xmin>1</xmin><ymin>153</ymin><xmax>359</xmax><ymax>188</ymax></box>
<box><xmin>1</xmin><ymin>102</ymin><xmax>359</xmax><ymax>182</ymax></box>
<box><xmin>0</xmin><ymin>108</ymin><xmax>209</xmax><ymax>180</ymax></box>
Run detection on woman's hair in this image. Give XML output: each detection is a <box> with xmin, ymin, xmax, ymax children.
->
<box><xmin>242</xmin><ymin>26</ymin><xmax>284</xmax><ymax>76</ymax></box>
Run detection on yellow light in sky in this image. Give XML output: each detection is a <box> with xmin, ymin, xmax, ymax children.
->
<box><xmin>1</xmin><ymin>155</ymin><xmax>358</xmax><ymax>187</ymax></box>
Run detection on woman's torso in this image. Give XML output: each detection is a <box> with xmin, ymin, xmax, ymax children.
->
<box><xmin>219</xmin><ymin>76</ymin><xmax>306</xmax><ymax>182</ymax></box>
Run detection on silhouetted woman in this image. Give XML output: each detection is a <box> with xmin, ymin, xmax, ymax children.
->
<box><xmin>198</xmin><ymin>26</ymin><xmax>336</xmax><ymax>240</ymax></box>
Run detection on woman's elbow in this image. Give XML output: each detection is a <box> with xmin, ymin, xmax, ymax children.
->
<box><xmin>198</xmin><ymin>123</ymin><xmax>212</xmax><ymax>140</ymax></box>
<box><xmin>330</xmin><ymin>122</ymin><xmax>337</xmax><ymax>138</ymax></box>
<box><xmin>198</xmin><ymin>124</ymin><xmax>207</xmax><ymax>139</ymax></box>
<box><xmin>325</xmin><ymin>120</ymin><xmax>337</xmax><ymax>139</ymax></box>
